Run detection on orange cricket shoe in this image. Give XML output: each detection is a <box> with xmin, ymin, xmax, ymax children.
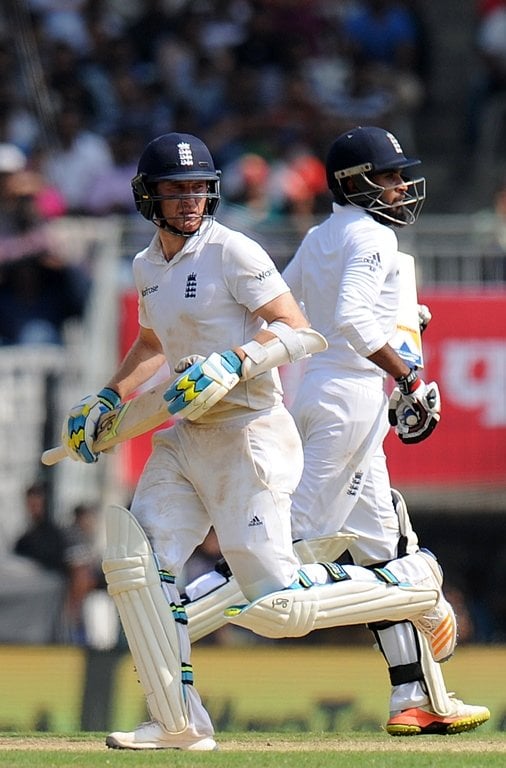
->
<box><xmin>386</xmin><ymin>699</ymin><xmax>490</xmax><ymax>736</ymax></box>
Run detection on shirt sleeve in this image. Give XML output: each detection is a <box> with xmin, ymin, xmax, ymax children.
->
<box><xmin>223</xmin><ymin>230</ymin><xmax>290</xmax><ymax>312</ymax></box>
<box><xmin>282</xmin><ymin>250</ymin><xmax>303</xmax><ymax>303</ymax></box>
<box><xmin>132</xmin><ymin>256</ymin><xmax>151</xmax><ymax>329</ymax></box>
<box><xmin>336</xmin><ymin>226</ymin><xmax>398</xmax><ymax>357</ymax></box>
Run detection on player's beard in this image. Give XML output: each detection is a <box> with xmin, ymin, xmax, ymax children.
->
<box><xmin>388</xmin><ymin>203</ymin><xmax>411</xmax><ymax>225</ymax></box>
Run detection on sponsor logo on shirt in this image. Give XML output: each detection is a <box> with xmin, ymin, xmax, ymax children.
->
<box><xmin>255</xmin><ymin>267</ymin><xmax>277</xmax><ymax>282</ymax></box>
<box><xmin>361</xmin><ymin>252</ymin><xmax>382</xmax><ymax>272</ymax></box>
<box><xmin>142</xmin><ymin>284</ymin><xmax>159</xmax><ymax>297</ymax></box>
<box><xmin>185</xmin><ymin>272</ymin><xmax>197</xmax><ymax>298</ymax></box>
<box><xmin>346</xmin><ymin>470</ymin><xmax>364</xmax><ymax>496</ymax></box>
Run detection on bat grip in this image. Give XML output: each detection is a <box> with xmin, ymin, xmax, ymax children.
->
<box><xmin>41</xmin><ymin>446</ymin><xmax>67</xmax><ymax>466</ymax></box>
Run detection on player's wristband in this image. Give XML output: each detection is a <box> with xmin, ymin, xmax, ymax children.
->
<box><xmin>395</xmin><ymin>368</ymin><xmax>419</xmax><ymax>395</ymax></box>
<box><xmin>97</xmin><ymin>387</ymin><xmax>121</xmax><ymax>411</ymax></box>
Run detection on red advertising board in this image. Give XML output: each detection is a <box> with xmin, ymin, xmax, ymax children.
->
<box><xmin>119</xmin><ymin>290</ymin><xmax>506</xmax><ymax>492</ymax></box>
<box><xmin>117</xmin><ymin>291</ymin><xmax>172</xmax><ymax>486</ymax></box>
<box><xmin>385</xmin><ymin>291</ymin><xmax>506</xmax><ymax>489</ymax></box>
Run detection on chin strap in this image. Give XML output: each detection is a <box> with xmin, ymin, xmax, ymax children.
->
<box><xmin>155</xmin><ymin>218</ymin><xmax>201</xmax><ymax>238</ymax></box>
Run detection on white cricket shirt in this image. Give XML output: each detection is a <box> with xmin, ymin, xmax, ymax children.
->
<box><xmin>132</xmin><ymin>219</ymin><xmax>290</xmax><ymax>416</ymax></box>
<box><xmin>283</xmin><ymin>204</ymin><xmax>401</xmax><ymax>388</ymax></box>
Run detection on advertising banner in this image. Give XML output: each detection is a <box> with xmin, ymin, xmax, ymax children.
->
<box><xmin>385</xmin><ymin>291</ymin><xmax>506</xmax><ymax>489</ymax></box>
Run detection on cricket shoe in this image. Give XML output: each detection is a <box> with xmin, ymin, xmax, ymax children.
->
<box><xmin>410</xmin><ymin>549</ymin><xmax>457</xmax><ymax>662</ymax></box>
<box><xmin>386</xmin><ymin>699</ymin><xmax>490</xmax><ymax>736</ymax></box>
<box><xmin>106</xmin><ymin>720</ymin><xmax>218</xmax><ymax>750</ymax></box>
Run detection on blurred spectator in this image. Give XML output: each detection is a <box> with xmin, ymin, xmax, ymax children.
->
<box><xmin>340</xmin><ymin>0</ymin><xmax>427</xmax><ymax>147</ymax></box>
<box><xmin>465</xmin><ymin>0</ymin><xmax>506</xmax><ymax>150</ymax></box>
<box><xmin>471</xmin><ymin>178</ymin><xmax>506</xmax><ymax>279</ymax></box>
<box><xmin>0</xmin><ymin>480</ymin><xmax>67</xmax><ymax>643</ymax></box>
<box><xmin>39</xmin><ymin>103</ymin><xmax>114</xmax><ymax>213</ymax></box>
<box><xmin>0</xmin><ymin>40</ymin><xmax>41</xmax><ymax>154</ymax></box>
<box><xmin>175</xmin><ymin>52</ymin><xmax>232</xmax><ymax>135</ymax></box>
<box><xmin>84</xmin><ymin>128</ymin><xmax>141</xmax><ymax>215</ymax></box>
<box><xmin>14</xmin><ymin>481</ymin><xmax>67</xmax><ymax>574</ymax></box>
<box><xmin>221</xmin><ymin>152</ymin><xmax>281</xmax><ymax>226</ymax></box>
<box><xmin>62</xmin><ymin>502</ymin><xmax>119</xmax><ymax>649</ymax></box>
<box><xmin>0</xmin><ymin>143</ymin><xmax>89</xmax><ymax>345</ymax></box>
<box><xmin>107</xmin><ymin>71</ymin><xmax>174</xmax><ymax>144</ymax></box>
<box><xmin>46</xmin><ymin>40</ymin><xmax>96</xmax><ymax>119</ymax></box>
<box><xmin>123</xmin><ymin>0</ymin><xmax>175</xmax><ymax>65</ymax></box>
<box><xmin>271</xmin><ymin>146</ymin><xmax>329</xmax><ymax>221</ymax></box>
<box><xmin>341</xmin><ymin>0</ymin><xmax>424</xmax><ymax>83</ymax></box>
<box><xmin>28</xmin><ymin>0</ymin><xmax>91</xmax><ymax>53</ymax></box>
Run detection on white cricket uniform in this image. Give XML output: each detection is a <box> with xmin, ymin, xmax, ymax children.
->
<box><xmin>130</xmin><ymin>219</ymin><xmax>303</xmax><ymax>601</ymax></box>
<box><xmin>283</xmin><ymin>203</ymin><xmax>419</xmax><ymax>566</ymax></box>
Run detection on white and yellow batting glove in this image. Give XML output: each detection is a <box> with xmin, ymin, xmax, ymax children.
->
<box><xmin>62</xmin><ymin>387</ymin><xmax>121</xmax><ymax>463</ymax></box>
<box><xmin>164</xmin><ymin>351</ymin><xmax>242</xmax><ymax>421</ymax></box>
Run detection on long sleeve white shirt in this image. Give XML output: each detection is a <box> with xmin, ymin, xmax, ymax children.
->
<box><xmin>283</xmin><ymin>204</ymin><xmax>400</xmax><ymax>386</ymax></box>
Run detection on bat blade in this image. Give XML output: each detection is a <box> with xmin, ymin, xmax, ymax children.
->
<box><xmin>41</xmin><ymin>375</ymin><xmax>175</xmax><ymax>466</ymax></box>
<box><xmin>390</xmin><ymin>251</ymin><xmax>424</xmax><ymax>369</ymax></box>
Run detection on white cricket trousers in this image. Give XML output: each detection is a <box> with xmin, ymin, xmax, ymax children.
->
<box><xmin>290</xmin><ymin>374</ymin><xmax>419</xmax><ymax>565</ymax></box>
<box><xmin>131</xmin><ymin>404</ymin><xmax>303</xmax><ymax>601</ymax></box>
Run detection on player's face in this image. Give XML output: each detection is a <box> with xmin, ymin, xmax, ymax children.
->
<box><xmin>371</xmin><ymin>169</ymin><xmax>411</xmax><ymax>224</ymax></box>
<box><xmin>157</xmin><ymin>180</ymin><xmax>209</xmax><ymax>234</ymax></box>
<box><xmin>372</xmin><ymin>170</ymin><xmax>408</xmax><ymax>203</ymax></box>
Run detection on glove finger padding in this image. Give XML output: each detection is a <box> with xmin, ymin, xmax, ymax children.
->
<box><xmin>174</xmin><ymin>354</ymin><xmax>205</xmax><ymax>373</ymax></box>
<box><xmin>61</xmin><ymin>387</ymin><xmax>121</xmax><ymax>463</ymax></box>
<box><xmin>417</xmin><ymin>303</ymin><xmax>432</xmax><ymax>334</ymax></box>
<box><xmin>164</xmin><ymin>351</ymin><xmax>242</xmax><ymax>421</ymax></box>
<box><xmin>388</xmin><ymin>381</ymin><xmax>441</xmax><ymax>445</ymax></box>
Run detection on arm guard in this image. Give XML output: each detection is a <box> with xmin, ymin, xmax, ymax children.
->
<box><xmin>240</xmin><ymin>327</ymin><xmax>327</xmax><ymax>381</ymax></box>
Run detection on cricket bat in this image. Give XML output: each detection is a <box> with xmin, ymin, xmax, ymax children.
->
<box><xmin>41</xmin><ymin>375</ymin><xmax>176</xmax><ymax>466</ymax></box>
<box><xmin>390</xmin><ymin>251</ymin><xmax>424</xmax><ymax>369</ymax></box>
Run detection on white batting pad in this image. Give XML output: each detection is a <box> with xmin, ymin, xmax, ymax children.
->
<box><xmin>186</xmin><ymin>532</ymin><xmax>358</xmax><ymax>643</ymax></box>
<box><xmin>186</xmin><ymin>578</ymin><xmax>245</xmax><ymax>643</ymax></box>
<box><xmin>102</xmin><ymin>505</ymin><xmax>188</xmax><ymax>732</ymax></box>
<box><xmin>419</xmin><ymin>633</ymin><xmax>453</xmax><ymax>715</ymax></box>
<box><xmin>224</xmin><ymin>579</ymin><xmax>439</xmax><ymax>639</ymax></box>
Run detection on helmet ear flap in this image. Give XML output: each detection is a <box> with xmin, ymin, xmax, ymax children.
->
<box><xmin>329</xmin><ymin>174</ymin><xmax>356</xmax><ymax>206</ymax></box>
<box><xmin>132</xmin><ymin>173</ymin><xmax>156</xmax><ymax>221</ymax></box>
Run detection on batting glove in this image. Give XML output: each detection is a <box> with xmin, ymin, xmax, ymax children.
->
<box><xmin>174</xmin><ymin>354</ymin><xmax>205</xmax><ymax>372</ymax></box>
<box><xmin>62</xmin><ymin>387</ymin><xmax>121</xmax><ymax>463</ymax></box>
<box><xmin>418</xmin><ymin>303</ymin><xmax>432</xmax><ymax>334</ymax></box>
<box><xmin>164</xmin><ymin>351</ymin><xmax>242</xmax><ymax>421</ymax></box>
<box><xmin>388</xmin><ymin>369</ymin><xmax>441</xmax><ymax>444</ymax></box>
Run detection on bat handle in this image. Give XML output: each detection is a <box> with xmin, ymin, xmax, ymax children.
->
<box><xmin>41</xmin><ymin>445</ymin><xmax>67</xmax><ymax>466</ymax></box>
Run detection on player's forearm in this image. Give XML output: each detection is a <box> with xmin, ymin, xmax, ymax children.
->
<box><xmin>237</xmin><ymin>291</ymin><xmax>310</xmax><ymax>359</ymax></box>
<box><xmin>367</xmin><ymin>343</ymin><xmax>412</xmax><ymax>379</ymax></box>
<box><xmin>106</xmin><ymin>332</ymin><xmax>166</xmax><ymax>399</ymax></box>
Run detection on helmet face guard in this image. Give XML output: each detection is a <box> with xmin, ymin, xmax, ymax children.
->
<box><xmin>326</xmin><ymin>127</ymin><xmax>426</xmax><ymax>227</ymax></box>
<box><xmin>336</xmin><ymin>163</ymin><xmax>426</xmax><ymax>227</ymax></box>
<box><xmin>132</xmin><ymin>133</ymin><xmax>221</xmax><ymax>235</ymax></box>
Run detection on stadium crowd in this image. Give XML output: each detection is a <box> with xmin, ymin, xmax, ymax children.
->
<box><xmin>0</xmin><ymin>1</ymin><xmax>429</xmax><ymax>220</ymax></box>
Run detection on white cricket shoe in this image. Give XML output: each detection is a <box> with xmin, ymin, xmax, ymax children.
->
<box><xmin>386</xmin><ymin>697</ymin><xmax>490</xmax><ymax>736</ymax></box>
<box><xmin>105</xmin><ymin>720</ymin><xmax>217</xmax><ymax>750</ymax></box>
<box><xmin>410</xmin><ymin>550</ymin><xmax>457</xmax><ymax>663</ymax></box>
